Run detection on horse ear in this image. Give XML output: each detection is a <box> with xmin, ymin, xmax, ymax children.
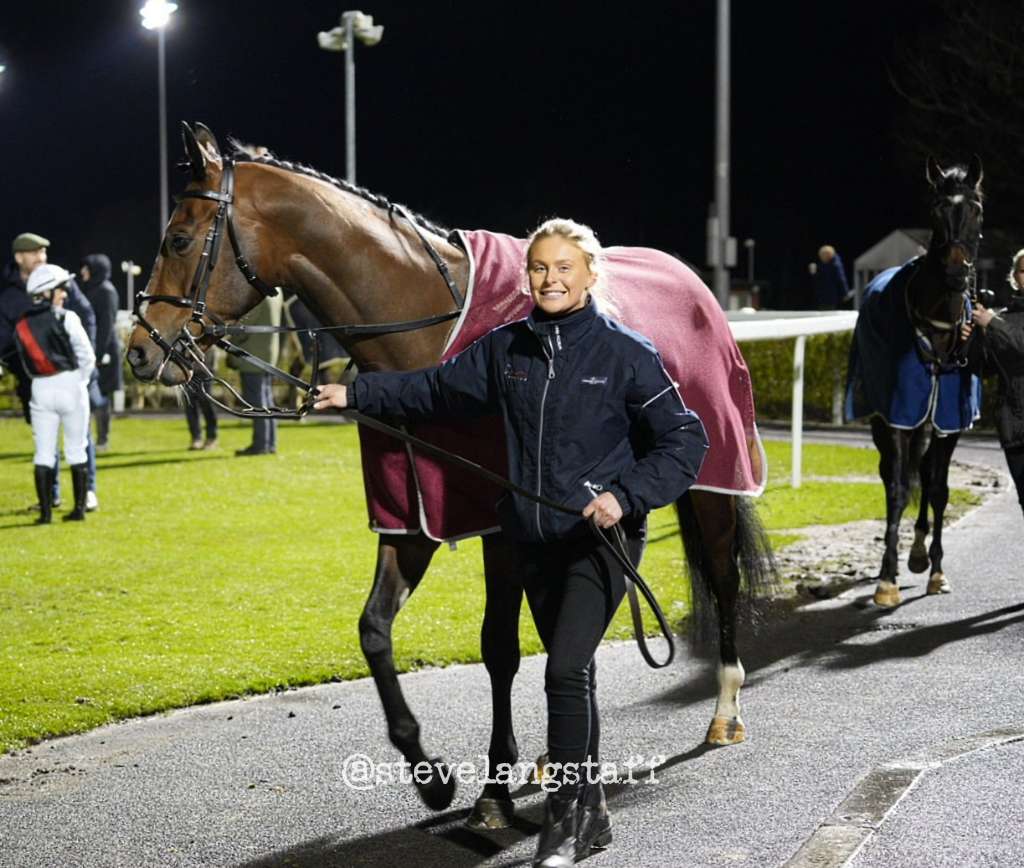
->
<box><xmin>180</xmin><ymin>121</ymin><xmax>207</xmax><ymax>182</ymax></box>
<box><xmin>193</xmin><ymin>122</ymin><xmax>223</xmax><ymax>170</ymax></box>
<box><xmin>965</xmin><ymin>153</ymin><xmax>983</xmax><ymax>190</ymax></box>
<box><xmin>925</xmin><ymin>155</ymin><xmax>943</xmax><ymax>188</ymax></box>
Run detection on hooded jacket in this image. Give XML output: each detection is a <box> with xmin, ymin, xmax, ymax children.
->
<box><xmin>80</xmin><ymin>253</ymin><xmax>123</xmax><ymax>394</ymax></box>
<box><xmin>350</xmin><ymin>301</ymin><xmax>709</xmax><ymax>543</ymax></box>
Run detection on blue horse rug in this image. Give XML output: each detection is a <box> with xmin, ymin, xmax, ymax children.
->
<box><xmin>845</xmin><ymin>258</ymin><xmax>980</xmax><ymax>433</ymax></box>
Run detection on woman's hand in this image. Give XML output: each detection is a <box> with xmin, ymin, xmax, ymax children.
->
<box><xmin>312</xmin><ymin>383</ymin><xmax>348</xmax><ymax>411</ymax></box>
<box><xmin>960</xmin><ymin>321</ymin><xmax>973</xmax><ymax>342</ymax></box>
<box><xmin>582</xmin><ymin>491</ymin><xmax>623</xmax><ymax>529</ymax></box>
<box><xmin>973</xmin><ymin>304</ymin><xmax>994</xmax><ymax>329</ymax></box>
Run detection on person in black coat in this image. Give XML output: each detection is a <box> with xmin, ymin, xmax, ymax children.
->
<box><xmin>314</xmin><ymin>218</ymin><xmax>708</xmax><ymax>868</ymax></box>
<box><xmin>972</xmin><ymin>247</ymin><xmax>1024</xmax><ymax>513</ymax></box>
<box><xmin>79</xmin><ymin>253</ymin><xmax>123</xmax><ymax>450</ymax></box>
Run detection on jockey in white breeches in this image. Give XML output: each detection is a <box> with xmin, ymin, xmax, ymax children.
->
<box><xmin>14</xmin><ymin>263</ymin><xmax>95</xmax><ymax>523</ymax></box>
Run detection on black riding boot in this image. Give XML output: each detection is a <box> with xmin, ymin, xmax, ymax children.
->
<box><xmin>575</xmin><ymin>782</ymin><xmax>612</xmax><ymax>861</ymax></box>
<box><xmin>533</xmin><ymin>790</ymin><xmax>578</xmax><ymax>868</ymax></box>
<box><xmin>63</xmin><ymin>463</ymin><xmax>88</xmax><ymax>522</ymax></box>
<box><xmin>95</xmin><ymin>403</ymin><xmax>111</xmax><ymax>447</ymax></box>
<box><xmin>33</xmin><ymin>465</ymin><xmax>54</xmax><ymax>525</ymax></box>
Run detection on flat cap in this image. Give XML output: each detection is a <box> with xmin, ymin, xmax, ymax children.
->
<box><xmin>12</xmin><ymin>232</ymin><xmax>51</xmax><ymax>254</ymax></box>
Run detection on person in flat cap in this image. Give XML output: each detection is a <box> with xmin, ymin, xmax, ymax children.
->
<box><xmin>2</xmin><ymin>232</ymin><xmax>99</xmax><ymax>511</ymax></box>
<box><xmin>13</xmin><ymin>264</ymin><xmax>96</xmax><ymax>524</ymax></box>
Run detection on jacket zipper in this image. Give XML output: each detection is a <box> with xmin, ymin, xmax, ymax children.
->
<box><xmin>536</xmin><ymin>334</ymin><xmax>556</xmax><ymax>540</ymax></box>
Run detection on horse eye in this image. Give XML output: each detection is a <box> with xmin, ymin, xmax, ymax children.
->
<box><xmin>170</xmin><ymin>235</ymin><xmax>193</xmax><ymax>254</ymax></box>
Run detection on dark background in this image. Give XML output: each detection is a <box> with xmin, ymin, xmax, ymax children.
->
<box><xmin>0</xmin><ymin>0</ymin><xmax>952</xmax><ymax>308</ymax></box>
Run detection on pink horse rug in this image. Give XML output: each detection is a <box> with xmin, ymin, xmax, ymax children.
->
<box><xmin>358</xmin><ymin>229</ymin><xmax>766</xmax><ymax>541</ymax></box>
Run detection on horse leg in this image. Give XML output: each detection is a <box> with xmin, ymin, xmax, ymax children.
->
<box><xmin>685</xmin><ymin>491</ymin><xmax>746</xmax><ymax>745</ymax></box>
<box><xmin>871</xmin><ymin>417</ymin><xmax>913</xmax><ymax>608</ymax></box>
<box><xmin>467</xmin><ymin>532</ymin><xmax>524</xmax><ymax>830</ymax></box>
<box><xmin>908</xmin><ymin>427</ymin><xmax>932</xmax><ymax>574</ymax></box>
<box><xmin>358</xmin><ymin>534</ymin><xmax>455</xmax><ymax>810</ymax></box>
<box><xmin>924</xmin><ymin>432</ymin><xmax>959</xmax><ymax>595</ymax></box>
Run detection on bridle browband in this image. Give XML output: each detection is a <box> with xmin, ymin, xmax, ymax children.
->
<box><xmin>133</xmin><ymin>155</ymin><xmax>465</xmax><ymax>416</ymax></box>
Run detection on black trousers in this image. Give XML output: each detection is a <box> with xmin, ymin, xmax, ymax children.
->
<box><xmin>185</xmin><ymin>392</ymin><xmax>218</xmax><ymax>441</ymax></box>
<box><xmin>1003</xmin><ymin>446</ymin><xmax>1024</xmax><ymax>511</ymax></box>
<box><xmin>516</xmin><ymin>523</ymin><xmax>645</xmax><ymax>794</ymax></box>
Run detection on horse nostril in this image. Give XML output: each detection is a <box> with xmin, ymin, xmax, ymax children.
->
<box><xmin>127</xmin><ymin>346</ymin><xmax>147</xmax><ymax>368</ymax></box>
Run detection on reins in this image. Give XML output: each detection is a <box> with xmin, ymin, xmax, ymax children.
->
<box><xmin>142</xmin><ymin>157</ymin><xmax>675</xmax><ymax>668</ymax></box>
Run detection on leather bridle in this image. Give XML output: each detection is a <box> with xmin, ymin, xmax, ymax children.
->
<box><xmin>133</xmin><ymin>156</ymin><xmax>464</xmax><ymax>415</ymax></box>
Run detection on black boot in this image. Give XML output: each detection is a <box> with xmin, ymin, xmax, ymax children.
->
<box><xmin>95</xmin><ymin>403</ymin><xmax>111</xmax><ymax>449</ymax></box>
<box><xmin>575</xmin><ymin>783</ymin><xmax>612</xmax><ymax>861</ymax></box>
<box><xmin>533</xmin><ymin>791</ymin><xmax>578</xmax><ymax>868</ymax></box>
<box><xmin>33</xmin><ymin>465</ymin><xmax>54</xmax><ymax>525</ymax></box>
<box><xmin>63</xmin><ymin>463</ymin><xmax>88</xmax><ymax>521</ymax></box>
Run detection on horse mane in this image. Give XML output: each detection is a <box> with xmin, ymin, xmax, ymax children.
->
<box><xmin>229</xmin><ymin>139</ymin><xmax>451</xmax><ymax>239</ymax></box>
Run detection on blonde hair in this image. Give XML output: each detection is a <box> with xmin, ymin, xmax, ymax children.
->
<box><xmin>524</xmin><ymin>217</ymin><xmax>621</xmax><ymax>318</ymax></box>
<box><xmin>1008</xmin><ymin>248</ymin><xmax>1024</xmax><ymax>292</ymax></box>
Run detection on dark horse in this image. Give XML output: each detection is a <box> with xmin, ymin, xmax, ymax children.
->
<box><xmin>127</xmin><ymin>124</ymin><xmax>774</xmax><ymax>824</ymax></box>
<box><xmin>847</xmin><ymin>156</ymin><xmax>983</xmax><ymax>608</ymax></box>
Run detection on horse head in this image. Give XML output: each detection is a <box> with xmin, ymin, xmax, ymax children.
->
<box><xmin>127</xmin><ymin>122</ymin><xmax>272</xmax><ymax>385</ymax></box>
<box><xmin>924</xmin><ymin>154</ymin><xmax>983</xmax><ymax>294</ymax></box>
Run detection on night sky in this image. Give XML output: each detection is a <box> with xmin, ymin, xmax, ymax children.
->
<box><xmin>2</xmin><ymin>0</ymin><xmax>935</xmax><ymax>307</ymax></box>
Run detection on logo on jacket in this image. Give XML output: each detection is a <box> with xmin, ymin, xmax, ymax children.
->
<box><xmin>503</xmin><ymin>363</ymin><xmax>529</xmax><ymax>382</ymax></box>
<box><xmin>581</xmin><ymin>376</ymin><xmax>608</xmax><ymax>385</ymax></box>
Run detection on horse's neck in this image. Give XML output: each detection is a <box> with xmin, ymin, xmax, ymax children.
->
<box><xmin>257</xmin><ymin>170</ymin><xmax>469</xmax><ymax>372</ymax></box>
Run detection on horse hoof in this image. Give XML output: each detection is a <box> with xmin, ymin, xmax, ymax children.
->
<box><xmin>927</xmin><ymin>573</ymin><xmax>951</xmax><ymax>594</ymax></box>
<box><xmin>466</xmin><ymin>796</ymin><xmax>515</xmax><ymax>830</ymax></box>
<box><xmin>873</xmin><ymin>581</ymin><xmax>902</xmax><ymax>608</ymax></box>
<box><xmin>414</xmin><ymin>757</ymin><xmax>456</xmax><ymax>811</ymax></box>
<box><xmin>530</xmin><ymin>752</ymin><xmax>550</xmax><ymax>785</ymax></box>
<box><xmin>907</xmin><ymin>551</ymin><xmax>930</xmax><ymax>574</ymax></box>
<box><xmin>706</xmin><ymin>716</ymin><xmax>746</xmax><ymax>745</ymax></box>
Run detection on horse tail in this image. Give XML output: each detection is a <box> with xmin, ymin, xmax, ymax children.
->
<box><xmin>675</xmin><ymin>491</ymin><xmax>778</xmax><ymax>647</ymax></box>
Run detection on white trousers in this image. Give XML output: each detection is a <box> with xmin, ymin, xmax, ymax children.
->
<box><xmin>30</xmin><ymin>371</ymin><xmax>90</xmax><ymax>467</ymax></box>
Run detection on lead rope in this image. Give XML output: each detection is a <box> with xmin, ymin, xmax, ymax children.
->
<box><xmin>346</xmin><ymin>410</ymin><xmax>675</xmax><ymax>669</ymax></box>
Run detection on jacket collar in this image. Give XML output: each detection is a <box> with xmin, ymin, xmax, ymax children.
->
<box><xmin>526</xmin><ymin>298</ymin><xmax>599</xmax><ymax>349</ymax></box>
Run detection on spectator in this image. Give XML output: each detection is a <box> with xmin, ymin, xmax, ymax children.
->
<box><xmin>971</xmin><ymin>248</ymin><xmax>1024</xmax><ymax>516</ymax></box>
<box><xmin>232</xmin><ymin>293</ymin><xmax>282</xmax><ymax>456</ymax></box>
<box><xmin>14</xmin><ymin>264</ymin><xmax>95</xmax><ymax>524</ymax></box>
<box><xmin>184</xmin><ymin>347</ymin><xmax>219</xmax><ymax>450</ymax></box>
<box><xmin>79</xmin><ymin>254</ymin><xmax>122</xmax><ymax>452</ymax></box>
<box><xmin>813</xmin><ymin>244</ymin><xmax>852</xmax><ymax>309</ymax></box>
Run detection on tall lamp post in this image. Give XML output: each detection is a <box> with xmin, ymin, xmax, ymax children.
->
<box><xmin>140</xmin><ymin>0</ymin><xmax>178</xmax><ymax>236</ymax></box>
<box><xmin>317</xmin><ymin>10</ymin><xmax>383</xmax><ymax>185</ymax></box>
<box><xmin>707</xmin><ymin>0</ymin><xmax>735</xmax><ymax>309</ymax></box>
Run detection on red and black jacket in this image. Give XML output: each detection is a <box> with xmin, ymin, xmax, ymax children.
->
<box><xmin>14</xmin><ymin>306</ymin><xmax>78</xmax><ymax>377</ymax></box>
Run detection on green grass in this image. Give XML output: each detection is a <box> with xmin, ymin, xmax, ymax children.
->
<box><xmin>0</xmin><ymin>419</ymin><xmax>976</xmax><ymax>752</ymax></box>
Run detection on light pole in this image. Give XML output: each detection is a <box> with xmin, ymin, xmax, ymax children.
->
<box><xmin>140</xmin><ymin>0</ymin><xmax>178</xmax><ymax>237</ymax></box>
<box><xmin>707</xmin><ymin>0</ymin><xmax>735</xmax><ymax>309</ymax></box>
<box><xmin>743</xmin><ymin>238</ymin><xmax>755</xmax><ymax>283</ymax></box>
<box><xmin>317</xmin><ymin>10</ymin><xmax>383</xmax><ymax>184</ymax></box>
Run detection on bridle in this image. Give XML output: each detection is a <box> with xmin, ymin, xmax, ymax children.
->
<box><xmin>133</xmin><ymin>155</ymin><xmax>465</xmax><ymax>416</ymax></box>
<box><xmin>907</xmin><ymin>190</ymin><xmax>983</xmax><ymax>372</ymax></box>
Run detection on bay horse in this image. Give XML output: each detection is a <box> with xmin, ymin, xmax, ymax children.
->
<box><xmin>846</xmin><ymin>156</ymin><xmax>983</xmax><ymax>608</ymax></box>
<box><xmin>126</xmin><ymin>123</ymin><xmax>775</xmax><ymax>825</ymax></box>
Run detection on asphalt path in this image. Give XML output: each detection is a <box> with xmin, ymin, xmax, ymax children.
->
<box><xmin>1</xmin><ymin>428</ymin><xmax>1022</xmax><ymax>867</ymax></box>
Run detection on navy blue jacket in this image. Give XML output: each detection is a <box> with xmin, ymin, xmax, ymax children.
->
<box><xmin>351</xmin><ymin>301</ymin><xmax>709</xmax><ymax>543</ymax></box>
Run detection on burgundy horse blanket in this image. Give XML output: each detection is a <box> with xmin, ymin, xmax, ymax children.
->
<box><xmin>358</xmin><ymin>229</ymin><xmax>766</xmax><ymax>541</ymax></box>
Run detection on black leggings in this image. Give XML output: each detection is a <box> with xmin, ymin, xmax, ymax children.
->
<box><xmin>516</xmin><ymin>525</ymin><xmax>645</xmax><ymax>794</ymax></box>
<box><xmin>1003</xmin><ymin>446</ymin><xmax>1024</xmax><ymax>511</ymax></box>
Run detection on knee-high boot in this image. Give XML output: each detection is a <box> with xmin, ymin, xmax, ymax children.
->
<box><xmin>63</xmin><ymin>463</ymin><xmax>88</xmax><ymax>522</ymax></box>
<box><xmin>33</xmin><ymin>465</ymin><xmax>54</xmax><ymax>525</ymax></box>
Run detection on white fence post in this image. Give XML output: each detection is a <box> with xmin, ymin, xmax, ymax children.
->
<box><xmin>791</xmin><ymin>334</ymin><xmax>806</xmax><ymax>489</ymax></box>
